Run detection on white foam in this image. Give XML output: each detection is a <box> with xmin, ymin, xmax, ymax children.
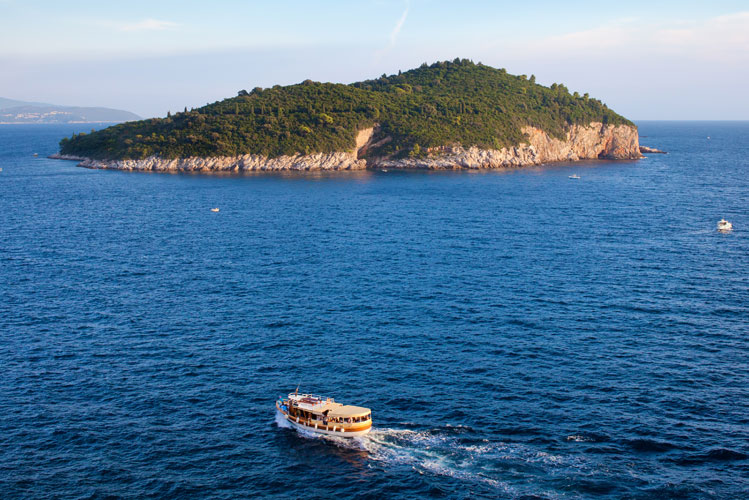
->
<box><xmin>566</xmin><ymin>434</ymin><xmax>593</xmax><ymax>442</ymax></box>
<box><xmin>274</xmin><ymin>411</ymin><xmax>292</xmax><ymax>429</ymax></box>
<box><xmin>279</xmin><ymin>424</ymin><xmax>579</xmax><ymax>495</ymax></box>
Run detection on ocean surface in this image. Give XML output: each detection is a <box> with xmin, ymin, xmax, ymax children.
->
<box><xmin>1</xmin><ymin>122</ymin><xmax>747</xmax><ymax>499</ymax></box>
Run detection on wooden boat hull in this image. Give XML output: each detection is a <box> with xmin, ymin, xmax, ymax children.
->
<box><xmin>276</xmin><ymin>404</ymin><xmax>371</xmax><ymax>438</ymax></box>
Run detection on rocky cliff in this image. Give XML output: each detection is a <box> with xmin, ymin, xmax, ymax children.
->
<box><xmin>372</xmin><ymin>123</ymin><xmax>641</xmax><ymax>170</ymax></box>
<box><xmin>52</xmin><ymin>122</ymin><xmax>640</xmax><ymax>172</ymax></box>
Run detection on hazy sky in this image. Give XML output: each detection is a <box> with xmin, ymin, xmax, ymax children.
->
<box><xmin>2</xmin><ymin>0</ymin><xmax>748</xmax><ymax>119</ymax></box>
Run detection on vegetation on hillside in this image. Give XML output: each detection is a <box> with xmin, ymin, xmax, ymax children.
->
<box><xmin>60</xmin><ymin>59</ymin><xmax>632</xmax><ymax>160</ymax></box>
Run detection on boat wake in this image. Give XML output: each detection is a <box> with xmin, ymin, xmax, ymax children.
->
<box><xmin>281</xmin><ymin>423</ymin><xmax>582</xmax><ymax>495</ymax></box>
<box><xmin>360</xmin><ymin>427</ymin><xmax>515</xmax><ymax>492</ymax></box>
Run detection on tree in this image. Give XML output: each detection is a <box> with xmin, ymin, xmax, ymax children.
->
<box><xmin>318</xmin><ymin>113</ymin><xmax>334</xmax><ymax>125</ymax></box>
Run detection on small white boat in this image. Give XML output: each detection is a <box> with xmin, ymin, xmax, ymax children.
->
<box><xmin>33</xmin><ymin>153</ymin><xmax>38</xmax><ymax>157</ymax></box>
<box><xmin>276</xmin><ymin>391</ymin><xmax>372</xmax><ymax>438</ymax></box>
<box><xmin>717</xmin><ymin>219</ymin><xmax>733</xmax><ymax>232</ymax></box>
<box><xmin>381</xmin><ymin>169</ymin><xmax>388</xmax><ymax>172</ymax></box>
<box><xmin>210</xmin><ymin>208</ymin><xmax>220</xmax><ymax>212</ymax></box>
<box><xmin>568</xmin><ymin>174</ymin><xmax>580</xmax><ymax>179</ymax></box>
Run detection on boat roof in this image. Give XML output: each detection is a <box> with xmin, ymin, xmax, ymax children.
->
<box><xmin>288</xmin><ymin>393</ymin><xmax>370</xmax><ymax>417</ymax></box>
<box><xmin>327</xmin><ymin>405</ymin><xmax>370</xmax><ymax>418</ymax></box>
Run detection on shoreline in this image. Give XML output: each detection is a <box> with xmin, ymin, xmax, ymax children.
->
<box><xmin>0</xmin><ymin>121</ymin><xmax>127</xmax><ymax>125</ymax></box>
<box><xmin>50</xmin><ymin>123</ymin><xmax>644</xmax><ymax>174</ymax></box>
<box><xmin>48</xmin><ymin>154</ymin><xmax>643</xmax><ymax>176</ymax></box>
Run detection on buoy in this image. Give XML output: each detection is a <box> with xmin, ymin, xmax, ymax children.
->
<box><xmin>211</xmin><ymin>208</ymin><xmax>220</xmax><ymax>212</ymax></box>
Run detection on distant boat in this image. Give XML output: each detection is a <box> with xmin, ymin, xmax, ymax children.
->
<box><xmin>32</xmin><ymin>153</ymin><xmax>38</xmax><ymax>156</ymax></box>
<box><xmin>568</xmin><ymin>174</ymin><xmax>580</xmax><ymax>179</ymax></box>
<box><xmin>211</xmin><ymin>208</ymin><xmax>220</xmax><ymax>212</ymax></box>
<box><xmin>717</xmin><ymin>219</ymin><xmax>732</xmax><ymax>232</ymax></box>
<box><xmin>381</xmin><ymin>169</ymin><xmax>388</xmax><ymax>172</ymax></box>
<box><xmin>276</xmin><ymin>391</ymin><xmax>372</xmax><ymax>438</ymax></box>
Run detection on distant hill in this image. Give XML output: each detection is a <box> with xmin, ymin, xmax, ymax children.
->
<box><xmin>0</xmin><ymin>98</ymin><xmax>140</xmax><ymax>124</ymax></box>
<box><xmin>0</xmin><ymin>97</ymin><xmax>51</xmax><ymax>109</ymax></box>
<box><xmin>59</xmin><ymin>59</ymin><xmax>632</xmax><ymax>160</ymax></box>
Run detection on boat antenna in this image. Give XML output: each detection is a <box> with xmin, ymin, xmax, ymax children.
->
<box><xmin>295</xmin><ymin>384</ymin><xmax>299</xmax><ymax>396</ymax></box>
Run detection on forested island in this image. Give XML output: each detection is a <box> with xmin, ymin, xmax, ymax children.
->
<box><xmin>55</xmin><ymin>60</ymin><xmax>642</xmax><ymax>171</ymax></box>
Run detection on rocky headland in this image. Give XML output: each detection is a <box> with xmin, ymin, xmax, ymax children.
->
<box><xmin>639</xmin><ymin>145</ymin><xmax>667</xmax><ymax>154</ymax></box>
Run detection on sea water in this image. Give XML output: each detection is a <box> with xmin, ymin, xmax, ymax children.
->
<box><xmin>0</xmin><ymin>122</ymin><xmax>747</xmax><ymax>498</ymax></box>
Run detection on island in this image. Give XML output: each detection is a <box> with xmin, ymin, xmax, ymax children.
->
<box><xmin>0</xmin><ymin>98</ymin><xmax>140</xmax><ymax>124</ymax></box>
<box><xmin>53</xmin><ymin>59</ymin><xmax>642</xmax><ymax>172</ymax></box>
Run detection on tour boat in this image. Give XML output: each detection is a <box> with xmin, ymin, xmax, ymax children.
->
<box><xmin>276</xmin><ymin>391</ymin><xmax>372</xmax><ymax>437</ymax></box>
<box><xmin>717</xmin><ymin>219</ymin><xmax>733</xmax><ymax>232</ymax></box>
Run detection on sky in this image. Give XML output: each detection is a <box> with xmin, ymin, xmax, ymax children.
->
<box><xmin>1</xmin><ymin>0</ymin><xmax>748</xmax><ymax>120</ymax></box>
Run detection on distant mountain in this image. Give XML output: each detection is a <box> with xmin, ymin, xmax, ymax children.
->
<box><xmin>0</xmin><ymin>97</ymin><xmax>51</xmax><ymax>109</ymax></box>
<box><xmin>0</xmin><ymin>98</ymin><xmax>140</xmax><ymax>124</ymax></box>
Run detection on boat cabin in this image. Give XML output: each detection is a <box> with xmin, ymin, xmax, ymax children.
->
<box><xmin>278</xmin><ymin>393</ymin><xmax>372</xmax><ymax>434</ymax></box>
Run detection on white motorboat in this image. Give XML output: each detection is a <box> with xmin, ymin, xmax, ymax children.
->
<box><xmin>568</xmin><ymin>174</ymin><xmax>580</xmax><ymax>179</ymax></box>
<box><xmin>717</xmin><ymin>219</ymin><xmax>733</xmax><ymax>232</ymax></box>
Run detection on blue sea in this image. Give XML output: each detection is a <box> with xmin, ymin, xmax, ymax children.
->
<box><xmin>1</xmin><ymin>122</ymin><xmax>747</xmax><ymax>499</ymax></box>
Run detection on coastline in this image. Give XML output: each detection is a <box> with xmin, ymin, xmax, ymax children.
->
<box><xmin>0</xmin><ymin>121</ymin><xmax>127</xmax><ymax>125</ymax></box>
<box><xmin>51</xmin><ymin>122</ymin><xmax>643</xmax><ymax>173</ymax></box>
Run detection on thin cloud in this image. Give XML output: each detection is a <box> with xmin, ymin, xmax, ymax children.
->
<box><xmin>389</xmin><ymin>1</ymin><xmax>409</xmax><ymax>47</ymax></box>
<box><xmin>120</xmin><ymin>18</ymin><xmax>179</xmax><ymax>32</ymax></box>
<box><xmin>372</xmin><ymin>1</ymin><xmax>410</xmax><ymax>65</ymax></box>
<box><xmin>517</xmin><ymin>11</ymin><xmax>749</xmax><ymax>62</ymax></box>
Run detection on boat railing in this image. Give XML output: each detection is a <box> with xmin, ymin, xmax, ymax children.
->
<box><xmin>290</xmin><ymin>393</ymin><xmax>329</xmax><ymax>403</ymax></box>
